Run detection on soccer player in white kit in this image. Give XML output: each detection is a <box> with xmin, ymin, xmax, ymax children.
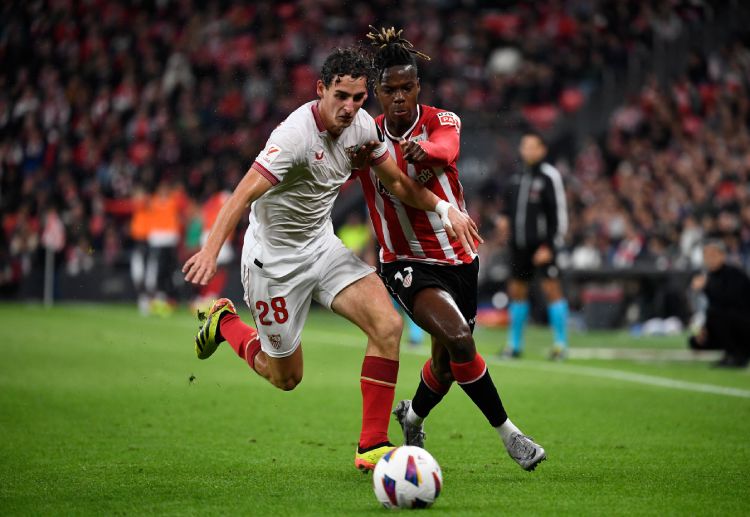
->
<box><xmin>182</xmin><ymin>47</ymin><xmax>481</xmax><ymax>471</ymax></box>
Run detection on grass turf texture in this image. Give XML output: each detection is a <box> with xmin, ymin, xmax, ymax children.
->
<box><xmin>1</xmin><ymin>303</ymin><xmax>749</xmax><ymax>516</ymax></box>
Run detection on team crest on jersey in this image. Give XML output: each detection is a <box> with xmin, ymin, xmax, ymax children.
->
<box><xmin>261</xmin><ymin>144</ymin><xmax>282</xmax><ymax>165</ymax></box>
<box><xmin>268</xmin><ymin>334</ymin><xmax>282</xmax><ymax>350</ymax></box>
<box><xmin>436</xmin><ymin>111</ymin><xmax>460</xmax><ymax>131</ymax></box>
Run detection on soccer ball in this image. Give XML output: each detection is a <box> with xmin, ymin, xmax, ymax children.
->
<box><xmin>373</xmin><ymin>446</ymin><xmax>443</xmax><ymax>509</ymax></box>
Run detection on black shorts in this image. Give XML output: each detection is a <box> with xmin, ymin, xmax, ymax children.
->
<box><xmin>379</xmin><ymin>258</ymin><xmax>479</xmax><ymax>330</ymax></box>
<box><xmin>510</xmin><ymin>244</ymin><xmax>561</xmax><ymax>281</ymax></box>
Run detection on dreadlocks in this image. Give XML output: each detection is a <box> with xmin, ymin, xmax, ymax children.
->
<box><xmin>366</xmin><ymin>26</ymin><xmax>431</xmax><ymax>82</ymax></box>
<box><xmin>319</xmin><ymin>46</ymin><xmax>375</xmax><ymax>89</ymax></box>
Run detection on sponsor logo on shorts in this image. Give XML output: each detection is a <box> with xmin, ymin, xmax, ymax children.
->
<box><xmin>268</xmin><ymin>334</ymin><xmax>282</xmax><ymax>350</ymax></box>
<box><xmin>395</xmin><ymin>266</ymin><xmax>414</xmax><ymax>288</ymax></box>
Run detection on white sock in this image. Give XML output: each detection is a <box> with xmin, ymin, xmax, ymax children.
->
<box><xmin>496</xmin><ymin>418</ymin><xmax>522</xmax><ymax>446</ymax></box>
<box><xmin>406</xmin><ymin>405</ymin><xmax>424</xmax><ymax>426</ymax></box>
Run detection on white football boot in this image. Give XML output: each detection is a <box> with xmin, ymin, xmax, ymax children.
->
<box><xmin>506</xmin><ymin>432</ymin><xmax>546</xmax><ymax>471</ymax></box>
<box><xmin>392</xmin><ymin>400</ymin><xmax>426</xmax><ymax>448</ymax></box>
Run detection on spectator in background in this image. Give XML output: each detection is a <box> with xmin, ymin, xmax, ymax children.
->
<box><xmin>0</xmin><ymin>0</ymin><xmax>747</xmax><ymax>306</ymax></box>
<box><xmin>689</xmin><ymin>239</ymin><xmax>750</xmax><ymax>368</ymax></box>
<box><xmin>145</xmin><ymin>179</ymin><xmax>185</xmax><ymax>315</ymax></box>
<box><xmin>193</xmin><ymin>179</ymin><xmax>234</xmax><ymax>308</ymax></box>
<box><xmin>570</xmin><ymin>232</ymin><xmax>602</xmax><ymax>269</ymax></box>
<box><xmin>129</xmin><ymin>185</ymin><xmax>151</xmax><ymax>315</ymax></box>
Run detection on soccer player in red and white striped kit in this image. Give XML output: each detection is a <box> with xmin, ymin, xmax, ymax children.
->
<box><xmin>354</xmin><ymin>27</ymin><xmax>546</xmax><ymax>471</ymax></box>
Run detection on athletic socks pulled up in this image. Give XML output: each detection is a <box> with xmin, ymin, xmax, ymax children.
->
<box><xmin>547</xmin><ymin>299</ymin><xmax>569</xmax><ymax>347</ymax></box>
<box><xmin>450</xmin><ymin>353</ymin><xmax>508</xmax><ymax>428</ymax></box>
<box><xmin>219</xmin><ymin>313</ymin><xmax>262</xmax><ymax>370</ymax></box>
<box><xmin>409</xmin><ymin>360</ymin><xmax>452</xmax><ymax>424</ymax></box>
<box><xmin>508</xmin><ymin>301</ymin><xmax>530</xmax><ymax>353</ymax></box>
<box><xmin>359</xmin><ymin>356</ymin><xmax>399</xmax><ymax>450</ymax></box>
<box><xmin>411</xmin><ymin>355</ymin><xmax>524</xmax><ymax>450</ymax></box>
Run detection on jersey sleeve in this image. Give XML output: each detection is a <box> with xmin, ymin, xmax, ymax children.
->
<box><xmin>541</xmin><ymin>163</ymin><xmax>568</xmax><ymax>249</ymax></box>
<box><xmin>360</xmin><ymin>111</ymin><xmax>389</xmax><ymax>166</ymax></box>
<box><xmin>252</xmin><ymin>125</ymin><xmax>303</xmax><ymax>185</ymax></box>
<box><xmin>418</xmin><ymin>110</ymin><xmax>461</xmax><ymax>167</ymax></box>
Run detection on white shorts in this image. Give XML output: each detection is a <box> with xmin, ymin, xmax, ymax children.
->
<box><xmin>241</xmin><ymin>235</ymin><xmax>374</xmax><ymax>358</ymax></box>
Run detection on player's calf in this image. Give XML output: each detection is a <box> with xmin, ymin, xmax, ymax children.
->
<box><xmin>253</xmin><ymin>346</ymin><xmax>304</xmax><ymax>391</ymax></box>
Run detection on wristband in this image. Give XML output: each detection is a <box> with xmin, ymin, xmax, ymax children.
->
<box><xmin>435</xmin><ymin>200</ymin><xmax>452</xmax><ymax>228</ymax></box>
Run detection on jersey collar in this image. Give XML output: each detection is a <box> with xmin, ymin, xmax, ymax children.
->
<box><xmin>384</xmin><ymin>105</ymin><xmax>421</xmax><ymax>141</ymax></box>
<box><xmin>311</xmin><ymin>102</ymin><xmax>327</xmax><ymax>134</ymax></box>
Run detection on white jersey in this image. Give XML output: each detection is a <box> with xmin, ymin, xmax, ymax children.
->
<box><xmin>243</xmin><ymin>101</ymin><xmax>389</xmax><ymax>278</ymax></box>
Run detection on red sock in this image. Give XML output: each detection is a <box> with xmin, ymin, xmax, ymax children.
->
<box><xmin>359</xmin><ymin>356</ymin><xmax>399</xmax><ymax>449</ymax></box>
<box><xmin>220</xmin><ymin>313</ymin><xmax>261</xmax><ymax>371</ymax></box>
<box><xmin>422</xmin><ymin>359</ymin><xmax>451</xmax><ymax>395</ymax></box>
<box><xmin>449</xmin><ymin>353</ymin><xmax>487</xmax><ymax>384</ymax></box>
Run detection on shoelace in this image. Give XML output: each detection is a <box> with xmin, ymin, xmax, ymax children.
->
<box><xmin>510</xmin><ymin>434</ymin><xmax>536</xmax><ymax>458</ymax></box>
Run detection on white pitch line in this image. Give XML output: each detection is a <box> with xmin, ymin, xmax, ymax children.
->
<box><xmin>566</xmin><ymin>347</ymin><xmax>722</xmax><ymax>362</ymax></box>
<box><xmin>302</xmin><ymin>329</ymin><xmax>750</xmax><ymax>400</ymax></box>
<box><xmin>492</xmin><ymin>359</ymin><xmax>750</xmax><ymax>399</ymax></box>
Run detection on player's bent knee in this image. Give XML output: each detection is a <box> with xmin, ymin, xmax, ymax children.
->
<box><xmin>369</xmin><ymin>311</ymin><xmax>403</xmax><ymax>354</ymax></box>
<box><xmin>271</xmin><ymin>374</ymin><xmax>303</xmax><ymax>391</ymax></box>
<box><xmin>379</xmin><ymin>310</ymin><xmax>404</xmax><ymax>341</ymax></box>
<box><xmin>443</xmin><ymin>325</ymin><xmax>476</xmax><ymax>362</ymax></box>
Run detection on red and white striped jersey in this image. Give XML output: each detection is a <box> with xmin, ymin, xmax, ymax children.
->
<box><xmin>357</xmin><ymin>104</ymin><xmax>476</xmax><ymax>265</ymax></box>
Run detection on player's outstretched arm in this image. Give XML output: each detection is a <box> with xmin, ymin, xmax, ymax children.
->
<box><xmin>182</xmin><ymin>167</ymin><xmax>273</xmax><ymax>285</ymax></box>
<box><xmin>372</xmin><ymin>156</ymin><xmax>483</xmax><ymax>254</ymax></box>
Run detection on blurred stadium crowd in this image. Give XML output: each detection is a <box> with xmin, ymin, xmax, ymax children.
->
<box><xmin>1</xmin><ymin>0</ymin><xmax>749</xmax><ymax>305</ymax></box>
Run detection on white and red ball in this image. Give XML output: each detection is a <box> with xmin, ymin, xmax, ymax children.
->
<box><xmin>373</xmin><ymin>446</ymin><xmax>443</xmax><ymax>509</ymax></box>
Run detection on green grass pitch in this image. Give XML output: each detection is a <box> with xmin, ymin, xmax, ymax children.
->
<box><xmin>1</xmin><ymin>303</ymin><xmax>749</xmax><ymax>515</ymax></box>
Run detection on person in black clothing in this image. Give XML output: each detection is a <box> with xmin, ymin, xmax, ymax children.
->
<box><xmin>689</xmin><ymin>239</ymin><xmax>750</xmax><ymax>368</ymax></box>
<box><xmin>497</xmin><ymin>132</ymin><xmax>569</xmax><ymax>359</ymax></box>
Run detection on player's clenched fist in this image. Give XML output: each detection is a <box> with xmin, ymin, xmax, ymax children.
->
<box><xmin>399</xmin><ymin>140</ymin><xmax>427</xmax><ymax>163</ymax></box>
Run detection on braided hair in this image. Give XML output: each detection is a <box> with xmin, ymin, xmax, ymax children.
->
<box><xmin>366</xmin><ymin>26</ymin><xmax>430</xmax><ymax>82</ymax></box>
